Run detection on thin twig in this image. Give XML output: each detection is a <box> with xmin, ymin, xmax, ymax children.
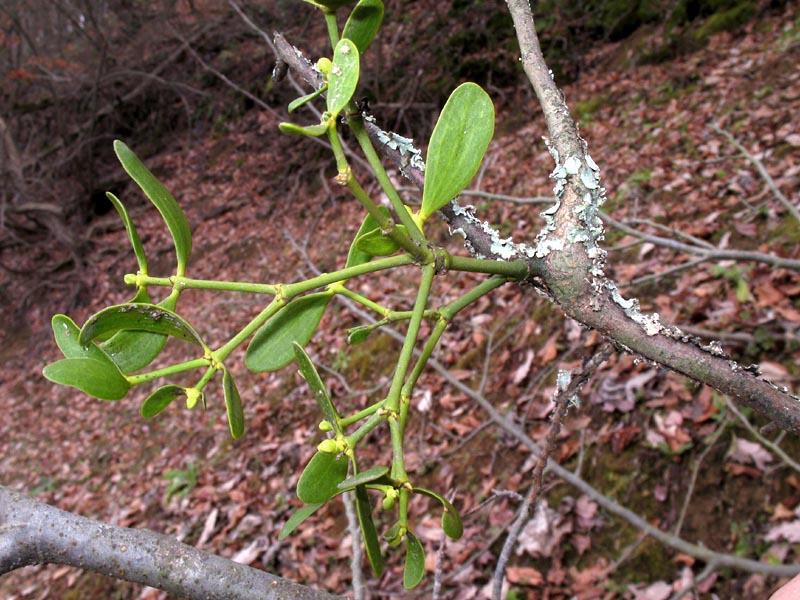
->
<box><xmin>725</xmin><ymin>397</ymin><xmax>800</xmax><ymax>473</ymax></box>
<box><xmin>342</xmin><ymin>491</ymin><xmax>365</xmax><ymax>600</ymax></box>
<box><xmin>710</xmin><ymin>123</ymin><xmax>800</xmax><ymax>224</ymax></box>
<box><xmin>491</xmin><ymin>363</ymin><xmax>575</xmax><ymax>599</ymax></box>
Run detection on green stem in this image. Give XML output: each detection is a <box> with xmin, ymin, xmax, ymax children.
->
<box><xmin>398</xmin><ymin>487</ymin><xmax>410</xmax><ymax>529</ymax></box>
<box><xmin>332</xmin><ymin>284</ymin><xmax>392</xmax><ymax>316</ymax></box>
<box><xmin>323</xmin><ymin>10</ymin><xmax>340</xmax><ymax>47</ymax></box>
<box><xmin>439</xmin><ymin>274</ymin><xmax>509</xmax><ymax>319</ymax></box>
<box><xmin>125</xmin><ymin>274</ymin><xmax>279</xmax><ymax>295</ymax></box>
<box><xmin>340</xmin><ymin>401</ymin><xmax>385</xmax><ymax>428</ymax></box>
<box><xmin>345</xmin><ymin>409</ymin><xmax>387</xmax><ymax>447</ymax></box>
<box><xmin>447</xmin><ymin>255</ymin><xmax>531</xmax><ymax>278</ymax></box>
<box><xmin>399</xmin><ymin>276</ymin><xmax>508</xmax><ymax>437</ymax></box>
<box><xmin>385</xmin><ymin>264</ymin><xmax>436</xmax><ymax>482</ymax></box>
<box><xmin>213</xmin><ymin>297</ymin><xmax>283</xmax><ymax>362</ymax></box>
<box><xmin>127</xmin><ymin>254</ymin><xmax>415</xmax><ymax>297</ymax></box>
<box><xmin>127</xmin><ymin>357</ymin><xmax>209</xmax><ymax>385</ymax></box>
<box><xmin>349</xmin><ymin>116</ymin><xmax>427</xmax><ymax>245</ymax></box>
<box><xmin>327</xmin><ymin>123</ymin><xmax>350</xmax><ymax>175</ymax></box>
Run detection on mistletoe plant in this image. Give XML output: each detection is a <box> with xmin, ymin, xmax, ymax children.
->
<box><xmin>43</xmin><ymin>0</ymin><xmax>532</xmax><ymax>588</ymax></box>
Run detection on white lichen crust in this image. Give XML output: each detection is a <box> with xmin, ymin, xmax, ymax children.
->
<box><xmin>374</xmin><ymin>129</ymin><xmax>426</xmax><ymax>176</ymax></box>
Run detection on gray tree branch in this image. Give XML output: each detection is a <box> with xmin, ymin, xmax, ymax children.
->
<box><xmin>272</xmin><ymin>12</ymin><xmax>800</xmax><ymax>433</ymax></box>
<box><xmin>0</xmin><ymin>485</ymin><xmax>343</xmax><ymax>600</ymax></box>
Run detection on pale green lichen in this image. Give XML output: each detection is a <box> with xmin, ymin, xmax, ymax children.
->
<box><xmin>375</xmin><ymin>129</ymin><xmax>426</xmax><ymax>174</ymax></box>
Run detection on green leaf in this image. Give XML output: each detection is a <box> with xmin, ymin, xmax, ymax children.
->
<box><xmin>245</xmin><ymin>292</ymin><xmax>332</xmax><ymax>373</ymax></box>
<box><xmin>355</xmin><ymin>485</ymin><xmax>383</xmax><ymax>576</ymax></box>
<box><xmin>79</xmin><ymin>303</ymin><xmax>205</xmax><ymax>348</ymax></box>
<box><xmin>288</xmin><ymin>85</ymin><xmax>327</xmax><ymax>113</ymax></box>
<box><xmin>345</xmin><ymin>207</ymin><xmax>390</xmax><ymax>268</ymax></box>
<box><xmin>293</xmin><ymin>342</ymin><xmax>341</xmax><ymax>434</ymax></box>
<box><xmin>296</xmin><ymin>451</ymin><xmax>349</xmax><ymax>504</ymax></box>
<box><xmin>99</xmin><ymin>295</ymin><xmax>177</xmax><ymax>374</ymax></box>
<box><xmin>51</xmin><ymin>314</ymin><xmax>103</xmax><ymax>359</ymax></box>
<box><xmin>279</xmin><ymin>121</ymin><xmax>330</xmax><ymax>137</ymax></box>
<box><xmin>279</xmin><ymin>502</ymin><xmax>324</xmax><ymax>540</ymax></box>
<box><xmin>355</xmin><ymin>226</ymin><xmax>407</xmax><ymax>256</ymax></box>
<box><xmin>347</xmin><ymin>324</ymin><xmax>373</xmax><ymax>345</ymax></box>
<box><xmin>327</xmin><ymin>39</ymin><xmax>360</xmax><ymax>117</ymax></box>
<box><xmin>414</xmin><ymin>487</ymin><xmax>463</xmax><ymax>540</ymax></box>
<box><xmin>337</xmin><ymin>465</ymin><xmax>389</xmax><ymax>490</ymax></box>
<box><xmin>107</xmin><ymin>191</ymin><xmax>148</xmax><ymax>275</ymax></box>
<box><xmin>141</xmin><ymin>385</ymin><xmax>184</xmax><ymax>418</ymax></box>
<box><xmin>403</xmin><ymin>531</ymin><xmax>426</xmax><ymax>589</ymax></box>
<box><xmin>223</xmin><ymin>368</ymin><xmax>245</xmax><ymax>439</ymax></box>
<box><xmin>420</xmin><ymin>83</ymin><xmax>495</xmax><ymax>221</ymax></box>
<box><xmin>342</xmin><ymin>0</ymin><xmax>384</xmax><ymax>53</ymax></box>
<box><xmin>113</xmin><ymin>140</ymin><xmax>192</xmax><ymax>276</ymax></box>
<box><xmin>43</xmin><ymin>357</ymin><xmax>131</xmax><ymax>401</ymax></box>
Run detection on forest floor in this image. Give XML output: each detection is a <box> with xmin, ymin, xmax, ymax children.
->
<box><xmin>2</xmin><ymin>4</ymin><xmax>800</xmax><ymax>600</ymax></box>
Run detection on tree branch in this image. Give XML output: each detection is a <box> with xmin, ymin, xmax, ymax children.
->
<box><xmin>0</xmin><ymin>486</ymin><xmax>343</xmax><ymax>600</ymax></box>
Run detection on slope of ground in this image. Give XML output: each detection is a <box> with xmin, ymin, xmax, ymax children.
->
<box><xmin>1</xmin><ymin>3</ymin><xmax>799</xmax><ymax>599</ymax></box>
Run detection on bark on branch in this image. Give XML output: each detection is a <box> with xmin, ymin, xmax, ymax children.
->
<box><xmin>0</xmin><ymin>486</ymin><xmax>343</xmax><ymax>600</ymax></box>
<box><xmin>272</xmin><ymin>21</ymin><xmax>800</xmax><ymax>433</ymax></box>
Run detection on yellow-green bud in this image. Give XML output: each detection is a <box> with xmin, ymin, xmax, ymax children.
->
<box><xmin>318</xmin><ymin>420</ymin><xmax>333</xmax><ymax>432</ymax></box>
<box><xmin>316</xmin><ymin>57</ymin><xmax>332</xmax><ymax>76</ymax></box>
<box><xmin>317</xmin><ymin>439</ymin><xmax>339</xmax><ymax>454</ymax></box>
<box><xmin>185</xmin><ymin>388</ymin><xmax>202</xmax><ymax>410</ymax></box>
<box><xmin>381</xmin><ymin>488</ymin><xmax>398</xmax><ymax>510</ymax></box>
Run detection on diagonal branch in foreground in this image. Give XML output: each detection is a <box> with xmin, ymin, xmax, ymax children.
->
<box><xmin>0</xmin><ymin>485</ymin><xmax>343</xmax><ymax>600</ymax></box>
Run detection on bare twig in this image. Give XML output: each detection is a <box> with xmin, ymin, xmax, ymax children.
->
<box><xmin>725</xmin><ymin>397</ymin><xmax>800</xmax><ymax>474</ymax></box>
<box><xmin>342</xmin><ymin>491</ymin><xmax>365</xmax><ymax>600</ymax></box>
<box><xmin>710</xmin><ymin>123</ymin><xmax>800</xmax><ymax>224</ymax></box>
<box><xmin>491</xmin><ymin>348</ymin><xmax>608</xmax><ymax>599</ymax></box>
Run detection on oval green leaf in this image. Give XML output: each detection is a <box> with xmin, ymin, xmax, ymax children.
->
<box><xmin>403</xmin><ymin>531</ymin><xmax>426</xmax><ymax>589</ymax></box>
<box><xmin>43</xmin><ymin>357</ymin><xmax>131</xmax><ymax>401</ymax></box>
<box><xmin>100</xmin><ymin>294</ymin><xmax>177</xmax><ymax>374</ymax></box>
<box><xmin>414</xmin><ymin>487</ymin><xmax>463</xmax><ymax>540</ymax></box>
<box><xmin>113</xmin><ymin>140</ymin><xmax>192</xmax><ymax>276</ymax></box>
<box><xmin>355</xmin><ymin>484</ymin><xmax>383</xmax><ymax>576</ymax></box>
<box><xmin>279</xmin><ymin>502</ymin><xmax>324</xmax><ymax>540</ymax></box>
<box><xmin>79</xmin><ymin>303</ymin><xmax>205</xmax><ymax>348</ymax></box>
<box><xmin>245</xmin><ymin>292</ymin><xmax>332</xmax><ymax>373</ymax></box>
<box><xmin>354</xmin><ymin>226</ymin><xmax>405</xmax><ymax>256</ymax></box>
<box><xmin>345</xmin><ymin>207</ymin><xmax>390</xmax><ymax>268</ymax></box>
<box><xmin>420</xmin><ymin>83</ymin><xmax>495</xmax><ymax>221</ymax></box>
<box><xmin>338</xmin><ymin>465</ymin><xmax>390</xmax><ymax>490</ymax></box>
<box><xmin>223</xmin><ymin>368</ymin><xmax>245</xmax><ymax>439</ymax></box>
<box><xmin>293</xmin><ymin>342</ymin><xmax>341</xmax><ymax>434</ymax></box>
<box><xmin>342</xmin><ymin>0</ymin><xmax>384</xmax><ymax>53</ymax></box>
<box><xmin>141</xmin><ymin>385</ymin><xmax>184</xmax><ymax>418</ymax></box>
<box><xmin>107</xmin><ymin>191</ymin><xmax>148</xmax><ymax>275</ymax></box>
<box><xmin>296</xmin><ymin>451</ymin><xmax>349</xmax><ymax>504</ymax></box>
<box><xmin>327</xmin><ymin>39</ymin><xmax>360</xmax><ymax>117</ymax></box>
<box><xmin>52</xmin><ymin>314</ymin><xmax>100</xmax><ymax>359</ymax></box>
<box><xmin>279</xmin><ymin>121</ymin><xmax>330</xmax><ymax>137</ymax></box>
<box><xmin>346</xmin><ymin>325</ymin><xmax>372</xmax><ymax>345</ymax></box>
